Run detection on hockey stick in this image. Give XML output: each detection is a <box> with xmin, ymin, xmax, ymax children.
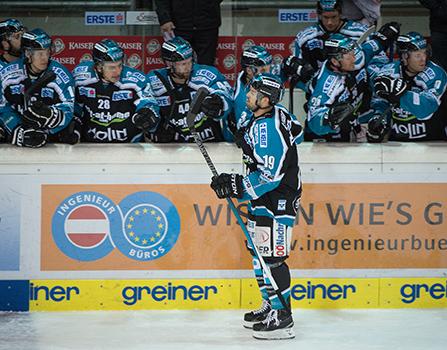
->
<box><xmin>357</xmin><ymin>25</ymin><xmax>376</xmax><ymax>45</ymax></box>
<box><xmin>24</xmin><ymin>70</ymin><xmax>56</xmax><ymax>110</ymax></box>
<box><xmin>186</xmin><ymin>87</ymin><xmax>291</xmax><ymax>311</ymax></box>
<box><xmin>289</xmin><ymin>77</ymin><xmax>297</xmax><ymax>115</ymax></box>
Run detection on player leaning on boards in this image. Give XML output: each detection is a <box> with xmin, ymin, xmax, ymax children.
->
<box><xmin>0</xmin><ymin>28</ymin><xmax>75</xmax><ymax>148</ymax></box>
<box><xmin>71</xmin><ymin>39</ymin><xmax>160</xmax><ymax>143</ymax></box>
<box><xmin>146</xmin><ymin>36</ymin><xmax>233</xmax><ymax>143</ymax></box>
<box><xmin>367</xmin><ymin>32</ymin><xmax>447</xmax><ymax>142</ymax></box>
<box><xmin>306</xmin><ymin>22</ymin><xmax>400</xmax><ymax>142</ymax></box>
<box><xmin>210</xmin><ymin>73</ymin><xmax>303</xmax><ymax>340</ymax></box>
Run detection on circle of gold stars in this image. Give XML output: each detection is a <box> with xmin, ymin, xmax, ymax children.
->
<box><xmin>125</xmin><ymin>207</ymin><xmax>164</xmax><ymax>246</ymax></box>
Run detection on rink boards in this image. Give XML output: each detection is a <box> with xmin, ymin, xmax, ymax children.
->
<box><xmin>1</xmin><ymin>278</ymin><xmax>447</xmax><ymax>311</ymax></box>
<box><xmin>0</xmin><ymin>143</ymin><xmax>446</xmax><ymax>312</ymax></box>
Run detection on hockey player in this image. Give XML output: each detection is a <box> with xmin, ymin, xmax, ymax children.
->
<box><xmin>0</xmin><ymin>28</ymin><xmax>75</xmax><ymax>148</ymax></box>
<box><xmin>147</xmin><ymin>36</ymin><xmax>233</xmax><ymax>143</ymax></box>
<box><xmin>292</xmin><ymin>0</ymin><xmax>370</xmax><ymax>72</ymax></box>
<box><xmin>0</xmin><ymin>19</ymin><xmax>25</xmax><ymax>69</ymax></box>
<box><xmin>72</xmin><ymin>39</ymin><xmax>160</xmax><ymax>143</ymax></box>
<box><xmin>367</xmin><ymin>32</ymin><xmax>447</xmax><ymax>142</ymax></box>
<box><xmin>306</xmin><ymin>22</ymin><xmax>400</xmax><ymax>141</ymax></box>
<box><xmin>226</xmin><ymin>45</ymin><xmax>306</xmax><ymax>144</ymax></box>
<box><xmin>210</xmin><ymin>73</ymin><xmax>302</xmax><ymax>340</ymax></box>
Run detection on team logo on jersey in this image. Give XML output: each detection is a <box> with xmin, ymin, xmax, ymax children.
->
<box><xmin>223</xmin><ymin>54</ymin><xmax>236</xmax><ymax>69</ymax></box>
<box><xmin>51</xmin><ymin>191</ymin><xmax>181</xmax><ymax>262</ymax></box>
<box><xmin>127</xmin><ymin>53</ymin><xmax>142</xmax><ymax>69</ymax></box>
<box><xmin>278</xmin><ymin>199</ymin><xmax>287</xmax><ymax>211</ymax></box>
<box><xmin>112</xmin><ymin>90</ymin><xmax>133</xmax><ymax>101</ymax></box>
<box><xmin>41</xmin><ymin>88</ymin><xmax>54</xmax><ymax>99</ymax></box>
<box><xmin>53</xmin><ymin>38</ymin><xmax>65</xmax><ymax>55</ymax></box>
<box><xmin>79</xmin><ymin>87</ymin><xmax>96</xmax><ymax>98</ymax></box>
<box><xmin>146</xmin><ymin>39</ymin><xmax>161</xmax><ymax>55</ymax></box>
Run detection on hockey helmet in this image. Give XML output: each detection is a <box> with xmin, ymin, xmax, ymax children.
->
<box><xmin>92</xmin><ymin>39</ymin><xmax>124</xmax><ymax>63</ymax></box>
<box><xmin>317</xmin><ymin>0</ymin><xmax>343</xmax><ymax>14</ymax></box>
<box><xmin>0</xmin><ymin>19</ymin><xmax>25</xmax><ymax>40</ymax></box>
<box><xmin>396</xmin><ymin>32</ymin><xmax>427</xmax><ymax>55</ymax></box>
<box><xmin>21</xmin><ymin>28</ymin><xmax>52</xmax><ymax>50</ymax></box>
<box><xmin>241</xmin><ymin>45</ymin><xmax>272</xmax><ymax>68</ymax></box>
<box><xmin>161</xmin><ymin>36</ymin><xmax>193</xmax><ymax>62</ymax></box>
<box><xmin>324</xmin><ymin>33</ymin><xmax>357</xmax><ymax>59</ymax></box>
<box><xmin>250</xmin><ymin>73</ymin><xmax>284</xmax><ymax>105</ymax></box>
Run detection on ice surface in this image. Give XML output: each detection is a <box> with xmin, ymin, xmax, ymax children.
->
<box><xmin>0</xmin><ymin>309</ymin><xmax>446</xmax><ymax>350</ymax></box>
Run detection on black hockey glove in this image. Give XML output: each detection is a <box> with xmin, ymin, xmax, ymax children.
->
<box><xmin>12</xmin><ymin>126</ymin><xmax>48</xmax><ymax>148</ymax></box>
<box><xmin>210</xmin><ymin>173</ymin><xmax>244</xmax><ymax>199</ymax></box>
<box><xmin>327</xmin><ymin>102</ymin><xmax>356</xmax><ymax>129</ymax></box>
<box><xmin>373</xmin><ymin>22</ymin><xmax>400</xmax><ymax>49</ymax></box>
<box><xmin>23</xmin><ymin>101</ymin><xmax>64</xmax><ymax>129</ymax></box>
<box><xmin>132</xmin><ymin>108</ymin><xmax>159</xmax><ymax>132</ymax></box>
<box><xmin>281</xmin><ymin>56</ymin><xmax>315</xmax><ymax>84</ymax></box>
<box><xmin>57</xmin><ymin>118</ymin><xmax>81</xmax><ymax>145</ymax></box>
<box><xmin>200</xmin><ymin>94</ymin><xmax>224</xmax><ymax>119</ymax></box>
<box><xmin>366</xmin><ymin>115</ymin><xmax>389</xmax><ymax>143</ymax></box>
<box><xmin>154</xmin><ymin>122</ymin><xmax>177</xmax><ymax>143</ymax></box>
<box><xmin>233</xmin><ymin>127</ymin><xmax>246</xmax><ymax>149</ymax></box>
<box><xmin>374</xmin><ymin>76</ymin><xmax>408</xmax><ymax>105</ymax></box>
<box><xmin>301</xmin><ymin>40</ymin><xmax>326</xmax><ymax>69</ymax></box>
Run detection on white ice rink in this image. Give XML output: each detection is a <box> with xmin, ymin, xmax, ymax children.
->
<box><xmin>1</xmin><ymin>309</ymin><xmax>446</xmax><ymax>350</ymax></box>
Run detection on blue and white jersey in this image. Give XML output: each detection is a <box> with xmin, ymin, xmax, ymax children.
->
<box><xmin>72</xmin><ymin>61</ymin><xmax>159</xmax><ymax>143</ymax></box>
<box><xmin>373</xmin><ymin>60</ymin><xmax>447</xmax><ymax>141</ymax></box>
<box><xmin>225</xmin><ymin>65</ymin><xmax>304</xmax><ymax>142</ymax></box>
<box><xmin>147</xmin><ymin>63</ymin><xmax>233</xmax><ymax>142</ymax></box>
<box><xmin>294</xmin><ymin>20</ymin><xmax>369</xmax><ymax>70</ymax></box>
<box><xmin>307</xmin><ymin>38</ymin><xmax>383</xmax><ymax>139</ymax></box>
<box><xmin>237</xmin><ymin>105</ymin><xmax>303</xmax><ymax>227</ymax></box>
<box><xmin>0</xmin><ymin>58</ymin><xmax>75</xmax><ymax>136</ymax></box>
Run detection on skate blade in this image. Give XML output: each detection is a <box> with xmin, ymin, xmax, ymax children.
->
<box><xmin>242</xmin><ymin>320</ymin><xmax>255</xmax><ymax>329</ymax></box>
<box><xmin>252</xmin><ymin>326</ymin><xmax>295</xmax><ymax>340</ymax></box>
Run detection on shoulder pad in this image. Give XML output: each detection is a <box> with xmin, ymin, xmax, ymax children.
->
<box><xmin>194</xmin><ymin>67</ymin><xmax>218</xmax><ymax>81</ymax></box>
<box><xmin>345</xmin><ymin>20</ymin><xmax>369</xmax><ymax>31</ymax></box>
<box><xmin>50</xmin><ymin>62</ymin><xmax>72</xmax><ymax>85</ymax></box>
<box><xmin>296</xmin><ymin>25</ymin><xmax>320</xmax><ymax>44</ymax></box>
<box><xmin>0</xmin><ymin>62</ymin><xmax>22</xmax><ymax>81</ymax></box>
<box><xmin>123</xmin><ymin>66</ymin><xmax>146</xmax><ymax>83</ymax></box>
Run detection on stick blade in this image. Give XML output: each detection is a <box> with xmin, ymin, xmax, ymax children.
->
<box><xmin>186</xmin><ymin>87</ymin><xmax>209</xmax><ymax>130</ymax></box>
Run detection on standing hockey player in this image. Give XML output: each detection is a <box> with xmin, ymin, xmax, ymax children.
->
<box><xmin>210</xmin><ymin>73</ymin><xmax>302</xmax><ymax>340</ymax></box>
<box><xmin>306</xmin><ymin>22</ymin><xmax>399</xmax><ymax>141</ymax></box>
<box><xmin>72</xmin><ymin>39</ymin><xmax>160</xmax><ymax>143</ymax></box>
<box><xmin>147</xmin><ymin>36</ymin><xmax>233</xmax><ymax>142</ymax></box>
<box><xmin>0</xmin><ymin>28</ymin><xmax>75</xmax><ymax>148</ymax></box>
<box><xmin>0</xmin><ymin>19</ymin><xmax>25</xmax><ymax>69</ymax></box>
<box><xmin>225</xmin><ymin>45</ymin><xmax>308</xmax><ymax>143</ymax></box>
<box><xmin>368</xmin><ymin>32</ymin><xmax>447</xmax><ymax>142</ymax></box>
<box><xmin>292</xmin><ymin>0</ymin><xmax>369</xmax><ymax>72</ymax></box>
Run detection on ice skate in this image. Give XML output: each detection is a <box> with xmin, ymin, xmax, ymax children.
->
<box><xmin>252</xmin><ymin>309</ymin><xmax>295</xmax><ymax>340</ymax></box>
<box><xmin>242</xmin><ymin>299</ymin><xmax>271</xmax><ymax>329</ymax></box>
